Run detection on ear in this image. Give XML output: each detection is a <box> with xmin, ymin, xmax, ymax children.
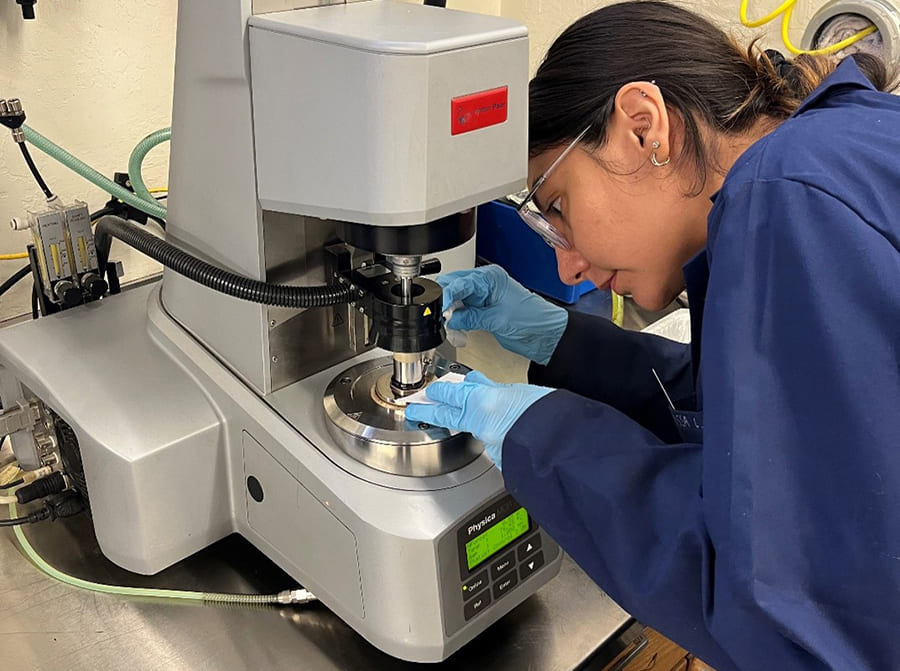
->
<box><xmin>608</xmin><ymin>81</ymin><xmax>671</xmax><ymax>165</ymax></box>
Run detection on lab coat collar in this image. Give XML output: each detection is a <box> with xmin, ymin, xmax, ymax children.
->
<box><xmin>791</xmin><ymin>57</ymin><xmax>876</xmax><ymax>116</ymax></box>
<box><xmin>706</xmin><ymin>59</ymin><xmax>873</xmax><ymax>208</ymax></box>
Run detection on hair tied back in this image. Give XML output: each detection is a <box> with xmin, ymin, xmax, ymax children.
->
<box><xmin>764</xmin><ymin>49</ymin><xmax>794</xmax><ymax>78</ymax></box>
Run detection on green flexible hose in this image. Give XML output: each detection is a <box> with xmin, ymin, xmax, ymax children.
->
<box><xmin>128</xmin><ymin>128</ymin><xmax>170</xmax><ymax>206</ymax></box>
<box><xmin>21</xmin><ymin>125</ymin><xmax>168</xmax><ymax>222</ymax></box>
<box><xmin>7</xmin><ymin>501</ymin><xmax>308</xmax><ymax>605</ymax></box>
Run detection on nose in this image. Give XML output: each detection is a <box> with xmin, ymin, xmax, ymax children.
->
<box><xmin>555</xmin><ymin>246</ymin><xmax>591</xmax><ymax>286</ymax></box>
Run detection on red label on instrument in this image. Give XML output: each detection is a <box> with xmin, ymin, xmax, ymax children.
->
<box><xmin>451</xmin><ymin>86</ymin><xmax>508</xmax><ymax>136</ymax></box>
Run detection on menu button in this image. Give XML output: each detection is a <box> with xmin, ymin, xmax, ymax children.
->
<box><xmin>489</xmin><ymin>550</ymin><xmax>516</xmax><ymax>581</ymax></box>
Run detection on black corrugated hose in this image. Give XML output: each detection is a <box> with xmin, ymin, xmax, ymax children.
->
<box><xmin>93</xmin><ymin>215</ymin><xmax>354</xmax><ymax>308</ymax></box>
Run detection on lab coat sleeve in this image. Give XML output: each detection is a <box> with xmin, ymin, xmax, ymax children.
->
<box><xmin>529</xmin><ymin>310</ymin><xmax>692</xmax><ymax>442</ymax></box>
<box><xmin>503</xmin><ymin>392</ymin><xmax>734</xmax><ymax>668</ymax></box>
<box><xmin>504</xmin><ymin>177</ymin><xmax>900</xmax><ymax>671</ymax></box>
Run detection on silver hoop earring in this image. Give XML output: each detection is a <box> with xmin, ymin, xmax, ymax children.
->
<box><xmin>650</xmin><ymin>140</ymin><xmax>670</xmax><ymax>167</ymax></box>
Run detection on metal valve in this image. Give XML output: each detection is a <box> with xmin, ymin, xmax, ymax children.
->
<box><xmin>0</xmin><ymin>98</ymin><xmax>26</xmax><ymax>142</ymax></box>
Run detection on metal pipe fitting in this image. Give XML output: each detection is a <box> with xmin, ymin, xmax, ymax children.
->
<box><xmin>387</xmin><ymin>255</ymin><xmax>422</xmax><ymax>303</ymax></box>
<box><xmin>391</xmin><ymin>351</ymin><xmax>425</xmax><ymax>392</ymax></box>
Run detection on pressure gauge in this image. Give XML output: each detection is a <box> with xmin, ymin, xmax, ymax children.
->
<box><xmin>802</xmin><ymin>0</ymin><xmax>900</xmax><ymax>64</ymax></box>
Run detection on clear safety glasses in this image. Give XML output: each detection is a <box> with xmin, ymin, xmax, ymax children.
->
<box><xmin>516</xmin><ymin>123</ymin><xmax>593</xmax><ymax>250</ymax></box>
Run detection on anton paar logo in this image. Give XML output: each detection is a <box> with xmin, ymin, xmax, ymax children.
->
<box><xmin>467</xmin><ymin>512</ymin><xmax>496</xmax><ymax>537</ymax></box>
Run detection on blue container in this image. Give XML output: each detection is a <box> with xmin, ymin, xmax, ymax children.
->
<box><xmin>476</xmin><ymin>199</ymin><xmax>595</xmax><ymax>304</ymax></box>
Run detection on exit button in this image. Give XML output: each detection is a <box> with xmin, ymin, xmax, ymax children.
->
<box><xmin>517</xmin><ymin>534</ymin><xmax>542</xmax><ymax>562</ymax></box>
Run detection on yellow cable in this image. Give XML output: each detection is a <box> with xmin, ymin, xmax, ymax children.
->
<box><xmin>611</xmin><ymin>291</ymin><xmax>625</xmax><ymax>328</ymax></box>
<box><xmin>740</xmin><ymin>0</ymin><xmax>878</xmax><ymax>55</ymax></box>
<box><xmin>780</xmin><ymin>3</ymin><xmax>877</xmax><ymax>55</ymax></box>
<box><xmin>0</xmin><ymin>463</ymin><xmax>22</xmax><ymax>487</ymax></box>
<box><xmin>740</xmin><ymin>0</ymin><xmax>798</xmax><ymax>27</ymax></box>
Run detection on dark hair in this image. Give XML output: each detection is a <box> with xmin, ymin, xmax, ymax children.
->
<box><xmin>529</xmin><ymin>1</ymin><xmax>894</xmax><ymax>194</ymax></box>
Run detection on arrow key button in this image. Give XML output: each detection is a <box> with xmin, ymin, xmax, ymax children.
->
<box><xmin>518</xmin><ymin>550</ymin><xmax>545</xmax><ymax>581</ymax></box>
<box><xmin>517</xmin><ymin>533</ymin><xmax>543</xmax><ymax>562</ymax></box>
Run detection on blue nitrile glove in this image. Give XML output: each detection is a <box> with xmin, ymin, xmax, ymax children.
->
<box><xmin>404</xmin><ymin>371</ymin><xmax>554</xmax><ymax>470</ymax></box>
<box><xmin>438</xmin><ymin>265</ymin><xmax>568</xmax><ymax>366</ymax></box>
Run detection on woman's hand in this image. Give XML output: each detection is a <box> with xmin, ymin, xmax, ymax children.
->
<box><xmin>404</xmin><ymin>370</ymin><xmax>554</xmax><ymax>470</ymax></box>
<box><xmin>439</xmin><ymin>265</ymin><xmax>568</xmax><ymax>365</ymax></box>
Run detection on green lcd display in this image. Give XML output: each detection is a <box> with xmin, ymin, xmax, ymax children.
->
<box><xmin>465</xmin><ymin>507</ymin><xmax>530</xmax><ymax>571</ymax></box>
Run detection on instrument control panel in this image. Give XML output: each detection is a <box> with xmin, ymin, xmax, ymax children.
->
<box><xmin>441</xmin><ymin>493</ymin><xmax>559</xmax><ymax>635</ymax></box>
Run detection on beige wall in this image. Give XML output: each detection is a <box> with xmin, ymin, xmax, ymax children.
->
<box><xmin>502</xmin><ymin>0</ymin><xmax>818</xmax><ymax>72</ymax></box>
<box><xmin>0</xmin><ymin>0</ymin><xmax>177</xmax><ymax>318</ymax></box>
<box><xmin>0</xmin><ymin>0</ymin><xmax>823</xmax><ymax>320</ymax></box>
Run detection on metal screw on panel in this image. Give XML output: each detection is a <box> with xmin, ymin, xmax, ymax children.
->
<box><xmin>271</xmin><ymin>355</ymin><xmax>279</xmax><ymax>363</ymax></box>
<box><xmin>269</xmin><ymin>320</ymin><xmax>276</xmax><ymax>327</ymax></box>
<box><xmin>340</xmin><ymin>377</ymin><xmax>352</xmax><ymax>385</ymax></box>
<box><xmin>417</xmin><ymin>423</ymin><xmax>431</xmax><ymax>430</ymax></box>
<box><xmin>449</xmin><ymin>363</ymin><xmax>460</xmax><ymax>371</ymax></box>
<box><xmin>358</xmin><ymin>307</ymin><xmax>365</xmax><ymax>313</ymax></box>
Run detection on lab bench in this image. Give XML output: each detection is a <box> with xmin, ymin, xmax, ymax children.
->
<box><xmin>0</xmin><ymin>512</ymin><xmax>635</xmax><ymax>670</ymax></box>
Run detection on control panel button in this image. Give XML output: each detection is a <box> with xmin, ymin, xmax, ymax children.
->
<box><xmin>518</xmin><ymin>550</ymin><xmax>545</xmax><ymax>581</ymax></box>
<box><xmin>492</xmin><ymin>571</ymin><xmax>519</xmax><ymax>601</ymax></box>
<box><xmin>517</xmin><ymin>534</ymin><xmax>542</xmax><ymax>562</ymax></box>
<box><xmin>463</xmin><ymin>591</ymin><xmax>492</xmax><ymax>621</ymax></box>
<box><xmin>461</xmin><ymin>570</ymin><xmax>489</xmax><ymax>601</ymax></box>
<box><xmin>489</xmin><ymin>551</ymin><xmax>516</xmax><ymax>581</ymax></box>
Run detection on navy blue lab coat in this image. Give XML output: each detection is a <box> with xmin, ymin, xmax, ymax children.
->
<box><xmin>504</xmin><ymin>59</ymin><xmax>900</xmax><ymax>671</ymax></box>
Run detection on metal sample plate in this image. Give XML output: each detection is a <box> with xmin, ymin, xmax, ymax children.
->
<box><xmin>323</xmin><ymin>356</ymin><xmax>482</xmax><ymax>477</ymax></box>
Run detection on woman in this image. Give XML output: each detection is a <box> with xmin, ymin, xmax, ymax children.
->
<box><xmin>405</xmin><ymin>2</ymin><xmax>900</xmax><ymax>670</ymax></box>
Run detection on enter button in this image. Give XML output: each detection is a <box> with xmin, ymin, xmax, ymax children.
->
<box><xmin>517</xmin><ymin>534</ymin><xmax>542</xmax><ymax>562</ymax></box>
<box><xmin>518</xmin><ymin>550</ymin><xmax>545</xmax><ymax>581</ymax></box>
<box><xmin>492</xmin><ymin>571</ymin><xmax>519</xmax><ymax>600</ymax></box>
